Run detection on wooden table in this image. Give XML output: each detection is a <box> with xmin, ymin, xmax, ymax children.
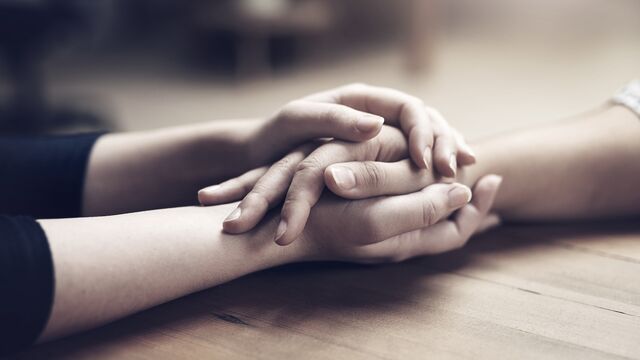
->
<box><xmin>16</xmin><ymin>221</ymin><xmax>640</xmax><ymax>359</ymax></box>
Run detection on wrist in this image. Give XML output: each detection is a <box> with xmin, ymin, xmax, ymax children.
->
<box><xmin>187</xmin><ymin>119</ymin><xmax>264</xmax><ymax>182</ymax></box>
<box><xmin>214</xmin><ymin>204</ymin><xmax>313</xmax><ymax>268</ymax></box>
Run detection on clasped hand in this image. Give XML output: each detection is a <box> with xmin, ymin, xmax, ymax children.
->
<box><xmin>199</xmin><ymin>84</ymin><xmax>502</xmax><ymax>263</ymax></box>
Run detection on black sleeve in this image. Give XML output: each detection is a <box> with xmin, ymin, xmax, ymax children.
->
<box><xmin>0</xmin><ymin>133</ymin><xmax>102</xmax><ymax>355</ymax></box>
<box><xmin>0</xmin><ymin>133</ymin><xmax>103</xmax><ymax>218</ymax></box>
<box><xmin>0</xmin><ymin>216</ymin><xmax>53</xmax><ymax>355</ymax></box>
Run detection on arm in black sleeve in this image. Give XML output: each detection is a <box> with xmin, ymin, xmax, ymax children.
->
<box><xmin>0</xmin><ymin>133</ymin><xmax>102</xmax><ymax>355</ymax></box>
<box><xmin>0</xmin><ymin>216</ymin><xmax>53</xmax><ymax>355</ymax></box>
<box><xmin>0</xmin><ymin>133</ymin><xmax>102</xmax><ymax>218</ymax></box>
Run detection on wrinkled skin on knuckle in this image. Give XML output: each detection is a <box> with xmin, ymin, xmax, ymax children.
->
<box><xmin>320</xmin><ymin>105</ymin><xmax>348</xmax><ymax>126</ymax></box>
<box><xmin>362</xmin><ymin>161</ymin><xmax>386</xmax><ymax>188</ymax></box>
<box><xmin>421</xmin><ymin>199</ymin><xmax>439</xmax><ymax>227</ymax></box>
<box><xmin>244</xmin><ymin>191</ymin><xmax>270</xmax><ymax>209</ymax></box>
<box><xmin>295</xmin><ymin>156</ymin><xmax>324</xmax><ymax>175</ymax></box>
<box><xmin>272</xmin><ymin>155</ymin><xmax>297</xmax><ymax>174</ymax></box>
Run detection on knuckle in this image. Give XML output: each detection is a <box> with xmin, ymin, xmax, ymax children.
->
<box><xmin>296</xmin><ymin>157</ymin><xmax>324</xmax><ymax>173</ymax></box>
<box><xmin>322</xmin><ymin>105</ymin><xmax>350</xmax><ymax>124</ymax></box>
<box><xmin>272</xmin><ymin>156</ymin><xmax>296</xmax><ymax>173</ymax></box>
<box><xmin>277</xmin><ymin>100</ymin><xmax>305</xmax><ymax>122</ymax></box>
<box><xmin>362</xmin><ymin>161</ymin><xmax>385</xmax><ymax>187</ymax></box>
<box><xmin>438</xmin><ymin>127</ymin><xmax>456</xmax><ymax>141</ymax></box>
<box><xmin>245</xmin><ymin>191</ymin><xmax>270</xmax><ymax>209</ymax></box>
<box><xmin>421</xmin><ymin>200</ymin><xmax>439</xmax><ymax>226</ymax></box>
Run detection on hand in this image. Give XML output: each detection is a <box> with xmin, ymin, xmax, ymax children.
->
<box><xmin>247</xmin><ymin>83</ymin><xmax>475</xmax><ymax>173</ymax></box>
<box><xmin>202</xmin><ymin>126</ymin><xmax>423</xmax><ymax>245</ymax></box>
<box><xmin>298</xmin><ymin>175</ymin><xmax>502</xmax><ymax>263</ymax></box>
<box><xmin>201</xmin><ymin>84</ymin><xmax>476</xmax><ymax>245</ymax></box>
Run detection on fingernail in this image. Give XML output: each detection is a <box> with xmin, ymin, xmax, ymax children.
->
<box><xmin>330</xmin><ymin>166</ymin><xmax>356</xmax><ymax>190</ymax></box>
<box><xmin>199</xmin><ymin>184</ymin><xmax>221</xmax><ymax>196</ymax></box>
<box><xmin>224</xmin><ymin>207</ymin><xmax>241</xmax><ymax>222</ymax></box>
<box><xmin>484</xmin><ymin>174</ymin><xmax>503</xmax><ymax>187</ymax></box>
<box><xmin>449</xmin><ymin>154</ymin><xmax>457</xmax><ymax>176</ymax></box>
<box><xmin>274</xmin><ymin>220</ymin><xmax>287</xmax><ymax>244</ymax></box>
<box><xmin>448</xmin><ymin>185</ymin><xmax>472</xmax><ymax>208</ymax></box>
<box><xmin>422</xmin><ymin>148</ymin><xmax>431</xmax><ymax>170</ymax></box>
<box><xmin>356</xmin><ymin>114</ymin><xmax>384</xmax><ymax>133</ymax></box>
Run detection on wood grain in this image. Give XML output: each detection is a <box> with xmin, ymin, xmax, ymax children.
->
<box><xmin>14</xmin><ymin>221</ymin><xmax>640</xmax><ymax>359</ymax></box>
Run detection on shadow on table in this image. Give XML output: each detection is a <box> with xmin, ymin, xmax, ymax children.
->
<box><xmin>15</xmin><ymin>220</ymin><xmax>640</xmax><ymax>358</ymax></box>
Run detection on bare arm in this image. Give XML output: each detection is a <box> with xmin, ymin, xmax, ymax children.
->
<box><xmin>85</xmin><ymin>84</ymin><xmax>475</xmax><ymax>222</ymax></box>
<box><xmin>36</xmin><ymin>177</ymin><xmax>501</xmax><ymax>343</ymax></box>
<box><xmin>313</xmin><ymin>104</ymin><xmax>640</xmax><ymax>222</ymax></box>
<box><xmin>463</xmin><ymin>105</ymin><xmax>640</xmax><ymax>221</ymax></box>
<box><xmin>39</xmin><ymin>202</ymin><xmax>303</xmax><ymax>341</ymax></box>
<box><xmin>82</xmin><ymin>120</ymin><xmax>260</xmax><ymax>216</ymax></box>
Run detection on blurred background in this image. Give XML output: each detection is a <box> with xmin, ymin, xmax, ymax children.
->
<box><xmin>0</xmin><ymin>0</ymin><xmax>638</xmax><ymax>138</ymax></box>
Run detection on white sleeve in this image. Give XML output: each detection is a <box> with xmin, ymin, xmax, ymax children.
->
<box><xmin>612</xmin><ymin>79</ymin><xmax>640</xmax><ymax>118</ymax></box>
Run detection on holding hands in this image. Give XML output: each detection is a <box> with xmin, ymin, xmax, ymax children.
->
<box><xmin>199</xmin><ymin>84</ymin><xmax>498</xmax><ymax>258</ymax></box>
<box><xmin>299</xmin><ymin>175</ymin><xmax>502</xmax><ymax>263</ymax></box>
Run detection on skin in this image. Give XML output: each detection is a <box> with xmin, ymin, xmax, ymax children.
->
<box><xmin>84</xmin><ymin>84</ymin><xmax>473</xmax><ymax>216</ymax></box>
<box><xmin>38</xmin><ymin>177</ymin><xmax>501</xmax><ymax>343</ymax></box>
<box><xmin>215</xmin><ymin>103</ymin><xmax>636</xmax><ymax>224</ymax></box>
<box><xmin>463</xmin><ymin>105</ymin><xmax>640</xmax><ymax>220</ymax></box>
<box><xmin>318</xmin><ymin>104</ymin><xmax>640</xmax><ymax>221</ymax></box>
<box><xmin>34</xmin><ymin>83</ymin><xmax>488</xmax><ymax>345</ymax></box>
<box><xmin>32</xmin><ymin>89</ymin><xmax>640</xmax><ymax>348</ymax></box>
<box><xmin>199</xmin><ymin>84</ymin><xmax>476</xmax><ymax>245</ymax></box>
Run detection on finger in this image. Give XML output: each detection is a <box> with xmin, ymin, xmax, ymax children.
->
<box><xmin>272</xmin><ymin>101</ymin><xmax>384</xmax><ymax>144</ymax></box>
<box><xmin>395</xmin><ymin>174</ymin><xmax>503</xmax><ymax>256</ymax></box>
<box><xmin>324</xmin><ymin>159</ymin><xmax>435</xmax><ymax>199</ymax></box>
<box><xmin>222</xmin><ymin>145</ymin><xmax>314</xmax><ymax>233</ymax></box>
<box><xmin>343</xmin><ymin>183</ymin><xmax>473</xmax><ymax>246</ymax></box>
<box><xmin>468</xmin><ymin>174</ymin><xmax>503</xmax><ymax>214</ymax></box>
<box><xmin>198</xmin><ymin>166</ymin><xmax>268</xmax><ymax>205</ymax></box>
<box><xmin>310</xmin><ymin>83</ymin><xmax>436</xmax><ymax>170</ymax></box>
<box><xmin>453</xmin><ymin>129</ymin><xmax>477</xmax><ymax>166</ymax></box>
<box><xmin>432</xmin><ymin>129</ymin><xmax>458</xmax><ymax>178</ymax></box>
<box><xmin>475</xmin><ymin>213</ymin><xmax>501</xmax><ymax>234</ymax></box>
<box><xmin>274</xmin><ymin>127</ymin><xmax>409</xmax><ymax>246</ymax></box>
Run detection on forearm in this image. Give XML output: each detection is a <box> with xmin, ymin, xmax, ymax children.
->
<box><xmin>82</xmin><ymin>119</ymin><xmax>263</xmax><ymax>216</ymax></box>
<box><xmin>463</xmin><ymin>105</ymin><xmax>640</xmax><ymax>221</ymax></box>
<box><xmin>37</xmin><ymin>203</ymin><xmax>306</xmax><ymax>342</ymax></box>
